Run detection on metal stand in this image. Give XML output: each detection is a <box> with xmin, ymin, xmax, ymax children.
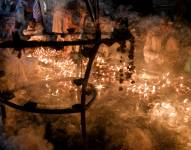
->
<box><xmin>0</xmin><ymin>0</ymin><xmax>135</xmax><ymax>149</ymax></box>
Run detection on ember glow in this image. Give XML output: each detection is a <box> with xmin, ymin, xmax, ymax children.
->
<box><xmin>2</xmin><ymin>36</ymin><xmax>191</xmax><ymax>149</ymax></box>
<box><xmin>1</xmin><ymin>6</ymin><xmax>191</xmax><ymax>150</ymax></box>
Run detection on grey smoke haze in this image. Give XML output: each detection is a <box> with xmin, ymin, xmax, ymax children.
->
<box><xmin>1</xmin><ymin>1</ymin><xmax>191</xmax><ymax>150</ymax></box>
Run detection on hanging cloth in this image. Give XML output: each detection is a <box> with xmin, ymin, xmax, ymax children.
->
<box><xmin>33</xmin><ymin>0</ymin><xmax>42</xmax><ymax>22</ymax></box>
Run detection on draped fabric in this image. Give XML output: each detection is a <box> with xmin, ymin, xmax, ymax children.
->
<box><xmin>52</xmin><ymin>7</ymin><xmax>75</xmax><ymax>33</ymax></box>
<box><xmin>52</xmin><ymin>7</ymin><xmax>64</xmax><ymax>33</ymax></box>
<box><xmin>15</xmin><ymin>0</ymin><xmax>27</xmax><ymax>24</ymax></box>
<box><xmin>33</xmin><ymin>0</ymin><xmax>42</xmax><ymax>22</ymax></box>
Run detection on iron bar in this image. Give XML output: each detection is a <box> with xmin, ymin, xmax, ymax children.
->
<box><xmin>0</xmin><ymin>38</ymin><xmax>117</xmax><ymax>49</ymax></box>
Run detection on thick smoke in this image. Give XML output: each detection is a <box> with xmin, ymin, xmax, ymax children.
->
<box><xmin>8</xmin><ymin>125</ymin><xmax>53</xmax><ymax>150</ymax></box>
<box><xmin>1</xmin><ymin>1</ymin><xmax>191</xmax><ymax>150</ymax></box>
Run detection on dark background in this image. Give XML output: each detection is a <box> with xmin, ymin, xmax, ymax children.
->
<box><xmin>109</xmin><ymin>0</ymin><xmax>191</xmax><ymax>21</ymax></box>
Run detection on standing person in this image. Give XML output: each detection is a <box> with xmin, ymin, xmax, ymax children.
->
<box><xmin>14</xmin><ymin>0</ymin><xmax>30</xmax><ymax>41</ymax></box>
<box><xmin>143</xmin><ymin>20</ymin><xmax>180</xmax><ymax>72</ymax></box>
<box><xmin>33</xmin><ymin>0</ymin><xmax>46</xmax><ymax>33</ymax></box>
<box><xmin>52</xmin><ymin>1</ymin><xmax>65</xmax><ymax>40</ymax></box>
<box><xmin>22</xmin><ymin>0</ymin><xmax>36</xmax><ymax>36</ymax></box>
<box><xmin>1</xmin><ymin>0</ymin><xmax>15</xmax><ymax>12</ymax></box>
<box><xmin>25</xmin><ymin>0</ymin><xmax>34</xmax><ymax>22</ymax></box>
<box><xmin>52</xmin><ymin>0</ymin><xmax>79</xmax><ymax>41</ymax></box>
<box><xmin>143</xmin><ymin>25</ymin><xmax>163</xmax><ymax>67</ymax></box>
<box><xmin>15</xmin><ymin>0</ymin><xmax>27</xmax><ymax>33</ymax></box>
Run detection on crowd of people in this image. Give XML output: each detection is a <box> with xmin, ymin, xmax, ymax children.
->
<box><xmin>0</xmin><ymin>0</ymin><xmax>85</xmax><ymax>41</ymax></box>
<box><xmin>1</xmin><ymin>0</ymin><xmax>191</xmax><ymax>75</ymax></box>
<box><xmin>0</xmin><ymin>0</ymin><xmax>46</xmax><ymax>40</ymax></box>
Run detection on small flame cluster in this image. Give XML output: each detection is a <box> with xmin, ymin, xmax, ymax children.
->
<box><xmin>27</xmin><ymin>46</ymin><xmax>191</xmax><ymax>100</ymax></box>
<box><xmin>9</xmin><ymin>44</ymin><xmax>191</xmax><ymax>148</ymax></box>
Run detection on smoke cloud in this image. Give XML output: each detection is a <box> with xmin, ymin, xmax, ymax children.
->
<box><xmin>1</xmin><ymin>1</ymin><xmax>191</xmax><ymax>150</ymax></box>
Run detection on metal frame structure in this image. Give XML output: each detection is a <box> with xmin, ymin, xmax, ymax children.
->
<box><xmin>0</xmin><ymin>0</ymin><xmax>135</xmax><ymax>149</ymax></box>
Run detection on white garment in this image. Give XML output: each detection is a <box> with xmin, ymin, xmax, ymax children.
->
<box><xmin>143</xmin><ymin>32</ymin><xmax>163</xmax><ymax>64</ymax></box>
<box><xmin>144</xmin><ymin>32</ymin><xmax>162</xmax><ymax>52</ymax></box>
<box><xmin>52</xmin><ymin>7</ymin><xmax>64</xmax><ymax>33</ymax></box>
<box><xmin>165</xmin><ymin>36</ymin><xmax>179</xmax><ymax>52</ymax></box>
